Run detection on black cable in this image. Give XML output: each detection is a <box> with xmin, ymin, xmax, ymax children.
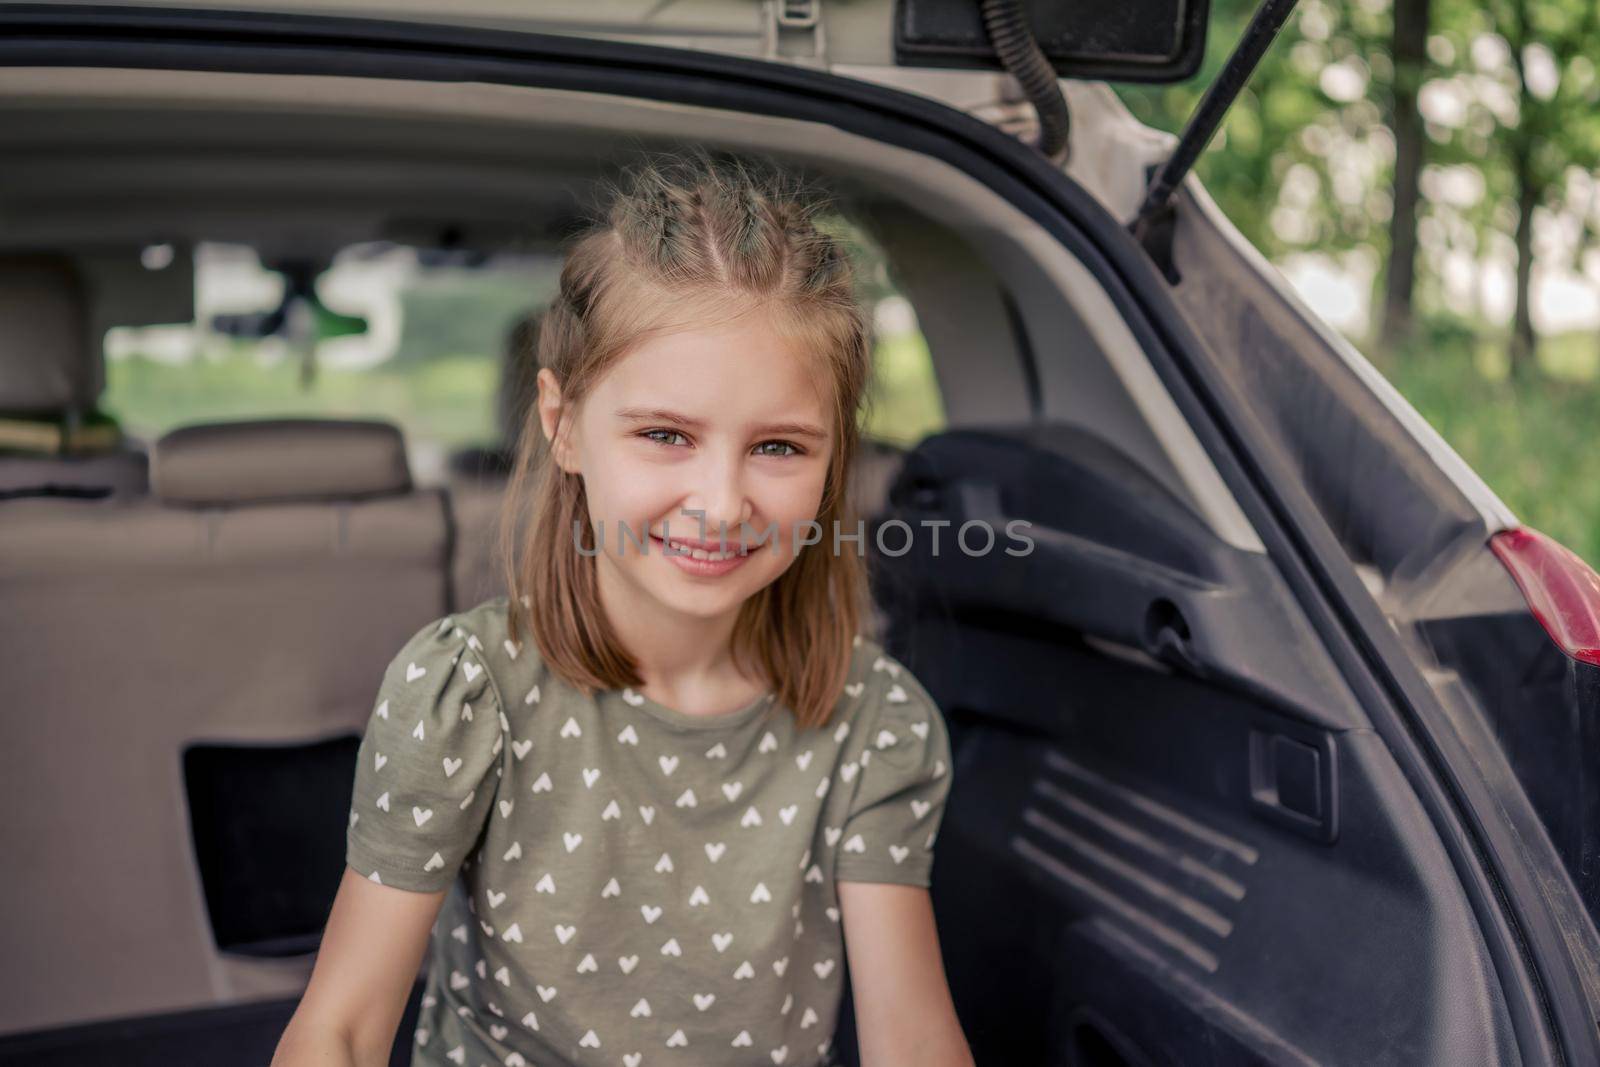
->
<box><xmin>979</xmin><ymin>0</ymin><xmax>1071</xmax><ymax>164</ymax></box>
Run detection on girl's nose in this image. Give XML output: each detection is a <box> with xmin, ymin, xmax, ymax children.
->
<box><xmin>680</xmin><ymin>454</ymin><xmax>752</xmax><ymax>541</ymax></box>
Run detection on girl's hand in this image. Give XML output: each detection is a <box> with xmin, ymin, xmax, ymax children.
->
<box><xmin>838</xmin><ymin>881</ymin><xmax>975</xmax><ymax>1067</ymax></box>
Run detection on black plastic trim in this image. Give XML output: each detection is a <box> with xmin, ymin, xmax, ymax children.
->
<box><xmin>893</xmin><ymin>0</ymin><xmax>1211</xmax><ymax>83</ymax></box>
<box><xmin>0</xmin><ymin>6</ymin><xmax>1588</xmax><ymax>1062</ymax></box>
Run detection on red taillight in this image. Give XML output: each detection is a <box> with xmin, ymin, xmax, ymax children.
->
<box><xmin>1489</xmin><ymin>527</ymin><xmax>1600</xmax><ymax>667</ymax></box>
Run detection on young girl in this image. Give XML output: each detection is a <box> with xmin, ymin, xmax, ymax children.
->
<box><xmin>274</xmin><ymin>153</ymin><xmax>972</xmax><ymax>1067</ymax></box>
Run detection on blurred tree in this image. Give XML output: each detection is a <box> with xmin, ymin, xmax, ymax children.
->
<box><xmin>1107</xmin><ymin>0</ymin><xmax>1600</xmax><ymax>566</ymax></box>
<box><xmin>1119</xmin><ymin>0</ymin><xmax>1600</xmax><ymax>375</ymax></box>
<box><xmin>1118</xmin><ymin>0</ymin><xmax>1393</xmax><ymax>340</ymax></box>
<box><xmin>1426</xmin><ymin>0</ymin><xmax>1600</xmax><ymax>379</ymax></box>
<box><xmin>1380</xmin><ymin>0</ymin><xmax>1431</xmax><ymax>350</ymax></box>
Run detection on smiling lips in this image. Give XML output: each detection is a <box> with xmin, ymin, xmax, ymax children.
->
<box><xmin>648</xmin><ymin>530</ymin><xmax>759</xmax><ymax>580</ymax></box>
<box><xmin>653</xmin><ymin>533</ymin><xmax>751</xmax><ymax>561</ymax></box>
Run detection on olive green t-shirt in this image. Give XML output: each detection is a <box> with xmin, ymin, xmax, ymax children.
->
<box><xmin>344</xmin><ymin>593</ymin><xmax>955</xmax><ymax>1067</ymax></box>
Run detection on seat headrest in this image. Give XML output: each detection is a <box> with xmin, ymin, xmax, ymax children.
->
<box><xmin>153</xmin><ymin>418</ymin><xmax>412</xmax><ymax>506</ymax></box>
<box><xmin>0</xmin><ymin>255</ymin><xmax>95</xmax><ymax>416</ymax></box>
<box><xmin>0</xmin><ymin>451</ymin><xmax>149</xmax><ymax>501</ymax></box>
<box><xmin>499</xmin><ymin>308</ymin><xmax>544</xmax><ymax>451</ymax></box>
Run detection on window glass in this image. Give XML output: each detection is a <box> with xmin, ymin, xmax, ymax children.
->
<box><xmin>103</xmin><ymin>242</ymin><xmax>560</xmax><ymax>484</ymax></box>
<box><xmin>103</xmin><ymin>228</ymin><xmax>945</xmax><ymax>484</ymax></box>
<box><xmin>826</xmin><ymin>214</ymin><xmax>947</xmax><ymax>449</ymax></box>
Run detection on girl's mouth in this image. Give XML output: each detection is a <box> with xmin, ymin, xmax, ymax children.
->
<box><xmin>651</xmin><ymin>533</ymin><xmax>753</xmax><ymax>576</ymax></box>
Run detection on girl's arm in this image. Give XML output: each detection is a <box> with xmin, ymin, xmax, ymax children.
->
<box><xmin>272</xmin><ymin>866</ymin><xmax>447</xmax><ymax>1067</ymax></box>
<box><xmin>838</xmin><ymin>880</ymin><xmax>975</xmax><ymax>1067</ymax></box>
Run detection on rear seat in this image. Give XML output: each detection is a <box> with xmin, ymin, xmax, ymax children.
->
<box><xmin>0</xmin><ymin>417</ymin><xmax>451</xmax><ymax>1039</ymax></box>
<box><xmin>0</xmin><ymin>254</ymin><xmax>149</xmax><ymax>499</ymax></box>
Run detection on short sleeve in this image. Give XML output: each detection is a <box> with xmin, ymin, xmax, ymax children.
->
<box><xmin>345</xmin><ymin>614</ymin><xmax>505</xmax><ymax>892</ymax></box>
<box><xmin>833</xmin><ymin>661</ymin><xmax>954</xmax><ymax>888</ymax></box>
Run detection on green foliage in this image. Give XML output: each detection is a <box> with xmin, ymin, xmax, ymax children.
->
<box><xmin>863</xmin><ymin>331</ymin><xmax>946</xmax><ymax>448</ymax></box>
<box><xmin>1118</xmin><ymin>0</ymin><xmax>1394</xmax><ymax>260</ymax></box>
<box><xmin>1387</xmin><ymin>322</ymin><xmax>1600</xmax><ymax>567</ymax></box>
<box><xmin>1117</xmin><ymin>0</ymin><xmax>1600</xmax><ymax>565</ymax></box>
<box><xmin>823</xmin><ymin>209</ymin><xmax>948</xmax><ymax>446</ymax></box>
<box><xmin>1119</xmin><ymin>0</ymin><xmax>1600</xmax><ymax>326</ymax></box>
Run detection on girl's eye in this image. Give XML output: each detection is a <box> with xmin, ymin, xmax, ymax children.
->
<box><xmin>639</xmin><ymin>430</ymin><xmax>801</xmax><ymax>458</ymax></box>
<box><xmin>640</xmin><ymin>428</ymin><xmax>689</xmax><ymax>447</ymax></box>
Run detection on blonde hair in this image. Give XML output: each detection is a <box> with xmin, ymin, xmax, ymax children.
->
<box><xmin>498</xmin><ymin>150</ymin><xmax>873</xmax><ymax>731</ymax></box>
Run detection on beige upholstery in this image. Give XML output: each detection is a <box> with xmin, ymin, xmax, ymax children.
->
<box><xmin>442</xmin><ymin>308</ymin><xmax>540</xmax><ymax>611</ymax></box>
<box><xmin>153</xmin><ymin>418</ymin><xmax>411</xmax><ymax>506</ymax></box>
<box><xmin>0</xmin><ymin>254</ymin><xmax>148</xmax><ymax>499</ymax></box>
<box><xmin>499</xmin><ymin>309</ymin><xmax>543</xmax><ymax>454</ymax></box>
<box><xmin>0</xmin><ymin>419</ymin><xmax>450</xmax><ymax>1035</ymax></box>
<box><xmin>448</xmin><ymin>476</ymin><xmax>516</xmax><ymax>612</ymax></box>
<box><xmin>0</xmin><ymin>449</ymin><xmax>149</xmax><ymax>500</ymax></box>
<box><xmin>0</xmin><ymin>254</ymin><xmax>94</xmax><ymax>414</ymax></box>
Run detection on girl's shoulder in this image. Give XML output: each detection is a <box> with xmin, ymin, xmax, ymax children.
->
<box><xmin>834</xmin><ymin>632</ymin><xmax>944</xmax><ymax>737</ymax></box>
<box><xmin>444</xmin><ymin>592</ymin><xmax>546</xmax><ymax>705</ymax></box>
<box><xmin>847</xmin><ymin>632</ymin><xmax>931</xmax><ymax>696</ymax></box>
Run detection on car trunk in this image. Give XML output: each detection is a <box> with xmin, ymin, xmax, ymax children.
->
<box><xmin>0</xmin><ymin>5</ymin><xmax>1592</xmax><ymax>1066</ymax></box>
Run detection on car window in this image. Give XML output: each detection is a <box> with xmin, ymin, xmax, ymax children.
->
<box><xmin>102</xmin><ymin>229</ymin><xmax>944</xmax><ymax>485</ymax></box>
<box><xmin>826</xmin><ymin>213</ymin><xmax>947</xmax><ymax>449</ymax></box>
<box><xmin>103</xmin><ymin>241</ymin><xmax>561</xmax><ymax>485</ymax></box>
<box><xmin>866</xmin><ymin>292</ymin><xmax>944</xmax><ymax>447</ymax></box>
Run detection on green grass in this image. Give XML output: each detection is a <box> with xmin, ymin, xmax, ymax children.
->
<box><xmin>105</xmin><ymin>349</ymin><xmax>502</xmax><ymax>448</ymax></box>
<box><xmin>1381</xmin><ymin>327</ymin><xmax>1600</xmax><ymax>570</ymax></box>
<box><xmin>863</xmin><ymin>330</ymin><xmax>947</xmax><ymax>449</ymax></box>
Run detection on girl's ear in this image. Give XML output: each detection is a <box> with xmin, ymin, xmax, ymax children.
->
<box><xmin>536</xmin><ymin>367</ymin><xmax>580</xmax><ymax>473</ymax></box>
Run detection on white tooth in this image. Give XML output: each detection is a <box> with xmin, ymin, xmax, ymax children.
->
<box><xmin>668</xmin><ymin>538</ymin><xmax>738</xmax><ymax>561</ymax></box>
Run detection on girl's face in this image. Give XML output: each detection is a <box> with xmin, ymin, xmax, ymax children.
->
<box><xmin>537</xmin><ymin>308</ymin><xmax>835</xmax><ymax>626</ymax></box>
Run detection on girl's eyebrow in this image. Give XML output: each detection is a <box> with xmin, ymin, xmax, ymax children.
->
<box><xmin>613</xmin><ymin>406</ymin><xmax>828</xmax><ymax>441</ymax></box>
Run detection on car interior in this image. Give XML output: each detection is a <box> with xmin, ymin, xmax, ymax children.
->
<box><xmin>0</xmin><ymin>64</ymin><xmax>1522</xmax><ymax>1066</ymax></box>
